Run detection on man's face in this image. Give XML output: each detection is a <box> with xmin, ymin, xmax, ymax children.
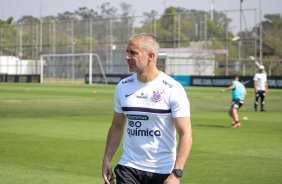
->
<box><xmin>125</xmin><ymin>39</ymin><xmax>149</xmax><ymax>73</ymax></box>
<box><xmin>259</xmin><ymin>69</ymin><xmax>263</xmax><ymax>73</ymax></box>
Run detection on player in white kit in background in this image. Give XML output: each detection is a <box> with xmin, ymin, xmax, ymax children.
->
<box><xmin>102</xmin><ymin>33</ymin><xmax>192</xmax><ymax>184</ymax></box>
<box><xmin>253</xmin><ymin>65</ymin><xmax>268</xmax><ymax>112</ymax></box>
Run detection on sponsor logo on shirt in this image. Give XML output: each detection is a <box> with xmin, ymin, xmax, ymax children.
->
<box><xmin>127</xmin><ymin>120</ymin><xmax>161</xmax><ymax>137</ymax></box>
<box><xmin>136</xmin><ymin>92</ymin><xmax>147</xmax><ymax>99</ymax></box>
<box><xmin>122</xmin><ymin>77</ymin><xmax>134</xmax><ymax>84</ymax></box>
<box><xmin>163</xmin><ymin>80</ymin><xmax>173</xmax><ymax>88</ymax></box>
<box><xmin>126</xmin><ymin>114</ymin><xmax>149</xmax><ymax>120</ymax></box>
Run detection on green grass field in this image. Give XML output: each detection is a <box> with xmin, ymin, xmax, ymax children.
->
<box><xmin>0</xmin><ymin>83</ymin><xmax>281</xmax><ymax>184</ymax></box>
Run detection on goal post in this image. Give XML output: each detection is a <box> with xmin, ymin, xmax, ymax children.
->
<box><xmin>40</xmin><ymin>53</ymin><xmax>107</xmax><ymax>84</ymax></box>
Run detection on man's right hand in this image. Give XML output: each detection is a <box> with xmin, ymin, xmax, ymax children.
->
<box><xmin>102</xmin><ymin>160</ymin><xmax>115</xmax><ymax>184</ymax></box>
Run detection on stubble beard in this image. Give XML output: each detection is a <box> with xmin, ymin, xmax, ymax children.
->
<box><xmin>128</xmin><ymin>61</ymin><xmax>147</xmax><ymax>73</ymax></box>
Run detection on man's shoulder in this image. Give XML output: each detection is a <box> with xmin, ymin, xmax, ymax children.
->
<box><xmin>118</xmin><ymin>74</ymin><xmax>136</xmax><ymax>86</ymax></box>
<box><xmin>254</xmin><ymin>72</ymin><xmax>260</xmax><ymax>76</ymax></box>
<box><xmin>159</xmin><ymin>72</ymin><xmax>182</xmax><ymax>88</ymax></box>
<box><xmin>233</xmin><ymin>80</ymin><xmax>243</xmax><ymax>87</ymax></box>
<box><xmin>253</xmin><ymin>72</ymin><xmax>260</xmax><ymax>80</ymax></box>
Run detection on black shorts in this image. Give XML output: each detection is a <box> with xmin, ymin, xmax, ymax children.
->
<box><xmin>231</xmin><ymin>99</ymin><xmax>244</xmax><ymax>109</ymax></box>
<box><xmin>256</xmin><ymin>90</ymin><xmax>266</xmax><ymax>98</ymax></box>
<box><xmin>114</xmin><ymin>164</ymin><xmax>170</xmax><ymax>184</ymax></box>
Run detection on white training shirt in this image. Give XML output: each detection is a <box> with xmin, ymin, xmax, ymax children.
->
<box><xmin>253</xmin><ymin>72</ymin><xmax>267</xmax><ymax>91</ymax></box>
<box><xmin>114</xmin><ymin>72</ymin><xmax>190</xmax><ymax>174</ymax></box>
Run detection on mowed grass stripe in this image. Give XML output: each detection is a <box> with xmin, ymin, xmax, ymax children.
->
<box><xmin>0</xmin><ymin>98</ymin><xmax>114</xmax><ymax>118</ymax></box>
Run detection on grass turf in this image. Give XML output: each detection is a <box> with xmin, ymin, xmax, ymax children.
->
<box><xmin>0</xmin><ymin>83</ymin><xmax>281</xmax><ymax>184</ymax></box>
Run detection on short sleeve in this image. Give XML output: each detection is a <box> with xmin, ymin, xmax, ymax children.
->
<box><xmin>253</xmin><ymin>74</ymin><xmax>258</xmax><ymax>81</ymax></box>
<box><xmin>114</xmin><ymin>83</ymin><xmax>123</xmax><ymax>113</ymax></box>
<box><xmin>170</xmin><ymin>83</ymin><xmax>190</xmax><ymax>118</ymax></box>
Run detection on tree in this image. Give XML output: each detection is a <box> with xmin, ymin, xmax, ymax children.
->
<box><xmin>120</xmin><ymin>2</ymin><xmax>133</xmax><ymax>17</ymax></box>
<box><xmin>0</xmin><ymin>17</ymin><xmax>17</xmax><ymax>56</ymax></box>
<box><xmin>42</xmin><ymin>16</ymin><xmax>56</xmax><ymax>22</ymax></box>
<box><xmin>156</xmin><ymin>6</ymin><xmax>191</xmax><ymax>48</ymax></box>
<box><xmin>142</xmin><ymin>10</ymin><xmax>158</xmax><ymax>26</ymax></box>
<box><xmin>260</xmin><ymin>14</ymin><xmax>282</xmax><ymax>74</ymax></box>
<box><xmin>99</xmin><ymin>2</ymin><xmax>117</xmax><ymax>18</ymax></box>
<box><xmin>116</xmin><ymin>2</ymin><xmax>134</xmax><ymax>42</ymax></box>
<box><xmin>0</xmin><ymin>17</ymin><xmax>14</xmax><ymax>25</ymax></box>
<box><xmin>262</xmin><ymin>13</ymin><xmax>282</xmax><ymax>52</ymax></box>
<box><xmin>75</xmin><ymin>7</ymin><xmax>99</xmax><ymax>20</ymax></box>
<box><xmin>17</xmin><ymin>15</ymin><xmax>40</xmax><ymax>24</ymax></box>
<box><xmin>56</xmin><ymin>11</ymin><xmax>77</xmax><ymax>21</ymax></box>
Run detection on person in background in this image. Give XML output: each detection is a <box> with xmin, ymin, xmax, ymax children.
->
<box><xmin>102</xmin><ymin>33</ymin><xmax>192</xmax><ymax>184</ymax></box>
<box><xmin>253</xmin><ymin>65</ymin><xmax>268</xmax><ymax>112</ymax></box>
<box><xmin>220</xmin><ymin>74</ymin><xmax>247</xmax><ymax>128</ymax></box>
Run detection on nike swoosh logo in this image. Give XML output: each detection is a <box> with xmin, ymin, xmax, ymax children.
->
<box><xmin>125</xmin><ymin>93</ymin><xmax>133</xmax><ymax>97</ymax></box>
<box><xmin>242</xmin><ymin>80</ymin><xmax>250</xmax><ymax>85</ymax></box>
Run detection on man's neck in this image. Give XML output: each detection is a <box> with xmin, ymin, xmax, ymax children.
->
<box><xmin>137</xmin><ymin>69</ymin><xmax>161</xmax><ymax>83</ymax></box>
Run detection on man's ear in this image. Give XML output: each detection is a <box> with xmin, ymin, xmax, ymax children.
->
<box><xmin>148</xmin><ymin>52</ymin><xmax>155</xmax><ymax>62</ymax></box>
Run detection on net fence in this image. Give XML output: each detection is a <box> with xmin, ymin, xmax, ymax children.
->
<box><xmin>1</xmin><ymin>9</ymin><xmax>281</xmax><ymax>77</ymax></box>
